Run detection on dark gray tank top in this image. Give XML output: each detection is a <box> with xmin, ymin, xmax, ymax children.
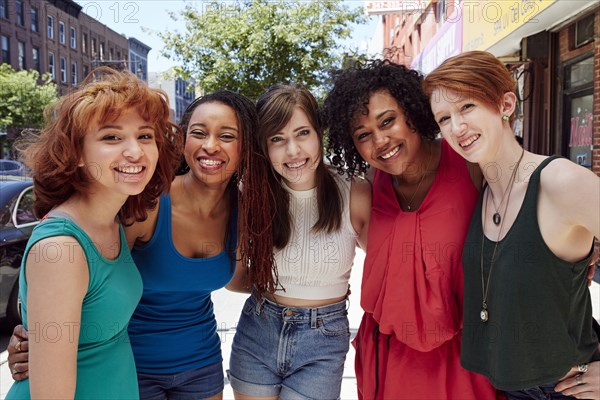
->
<box><xmin>460</xmin><ymin>155</ymin><xmax>599</xmax><ymax>391</ymax></box>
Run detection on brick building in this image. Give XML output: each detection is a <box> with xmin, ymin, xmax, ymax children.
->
<box><xmin>1</xmin><ymin>0</ymin><xmax>149</xmax><ymax>95</ymax></box>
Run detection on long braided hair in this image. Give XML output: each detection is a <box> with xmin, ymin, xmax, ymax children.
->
<box><xmin>179</xmin><ymin>91</ymin><xmax>278</xmax><ymax>294</ymax></box>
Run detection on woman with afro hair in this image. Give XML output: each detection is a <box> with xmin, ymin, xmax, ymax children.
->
<box><xmin>324</xmin><ymin>59</ymin><xmax>501</xmax><ymax>399</ymax></box>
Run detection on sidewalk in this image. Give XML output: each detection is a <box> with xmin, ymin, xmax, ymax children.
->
<box><xmin>2</xmin><ymin>248</ymin><xmax>599</xmax><ymax>399</ymax></box>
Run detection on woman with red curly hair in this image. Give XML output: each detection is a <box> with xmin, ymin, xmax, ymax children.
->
<box><xmin>6</xmin><ymin>67</ymin><xmax>181</xmax><ymax>399</ymax></box>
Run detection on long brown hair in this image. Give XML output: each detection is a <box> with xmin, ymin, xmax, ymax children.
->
<box><xmin>256</xmin><ymin>84</ymin><xmax>342</xmax><ymax>250</ymax></box>
<box><xmin>19</xmin><ymin>67</ymin><xmax>182</xmax><ymax>222</ymax></box>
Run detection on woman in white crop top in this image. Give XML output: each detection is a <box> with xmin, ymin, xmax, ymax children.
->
<box><xmin>227</xmin><ymin>84</ymin><xmax>371</xmax><ymax>400</ymax></box>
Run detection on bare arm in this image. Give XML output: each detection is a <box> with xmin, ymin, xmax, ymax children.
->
<box><xmin>539</xmin><ymin>160</ymin><xmax>599</xmax><ymax>260</ymax></box>
<box><xmin>26</xmin><ymin>236</ymin><xmax>88</xmax><ymax>399</ymax></box>
<box><xmin>226</xmin><ymin>250</ymin><xmax>252</xmax><ymax>293</ymax></box>
<box><xmin>350</xmin><ymin>177</ymin><xmax>372</xmax><ymax>250</ymax></box>
<box><xmin>123</xmin><ymin>201</ymin><xmax>160</xmax><ymax>250</ymax></box>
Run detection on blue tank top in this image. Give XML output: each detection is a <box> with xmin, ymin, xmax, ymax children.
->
<box><xmin>128</xmin><ymin>194</ymin><xmax>237</xmax><ymax>374</ymax></box>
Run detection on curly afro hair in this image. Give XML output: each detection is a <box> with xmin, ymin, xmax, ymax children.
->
<box><xmin>324</xmin><ymin>59</ymin><xmax>439</xmax><ymax>179</ymax></box>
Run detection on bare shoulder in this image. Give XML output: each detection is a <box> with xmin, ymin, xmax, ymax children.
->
<box><xmin>350</xmin><ymin>176</ymin><xmax>372</xmax><ymax>248</ymax></box>
<box><xmin>350</xmin><ymin>176</ymin><xmax>372</xmax><ymax>207</ymax></box>
<box><xmin>25</xmin><ymin>236</ymin><xmax>89</xmax><ymax>290</ymax></box>
<box><xmin>539</xmin><ymin>157</ymin><xmax>598</xmax><ymax>196</ymax></box>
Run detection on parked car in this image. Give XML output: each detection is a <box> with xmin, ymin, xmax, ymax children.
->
<box><xmin>0</xmin><ymin>176</ymin><xmax>39</xmax><ymax>329</ymax></box>
<box><xmin>0</xmin><ymin>159</ymin><xmax>26</xmax><ymax>176</ymax></box>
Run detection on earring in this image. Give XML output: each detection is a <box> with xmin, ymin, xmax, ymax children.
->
<box><xmin>502</xmin><ymin>115</ymin><xmax>509</xmax><ymax>122</ymax></box>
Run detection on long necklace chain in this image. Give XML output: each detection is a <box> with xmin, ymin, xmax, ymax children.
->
<box><xmin>479</xmin><ymin>148</ymin><xmax>524</xmax><ymax>323</ymax></box>
<box><xmin>394</xmin><ymin>142</ymin><xmax>433</xmax><ymax>211</ymax></box>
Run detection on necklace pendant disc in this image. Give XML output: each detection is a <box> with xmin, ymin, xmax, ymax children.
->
<box><xmin>493</xmin><ymin>212</ymin><xmax>501</xmax><ymax>225</ymax></box>
<box><xmin>480</xmin><ymin>309</ymin><xmax>489</xmax><ymax>322</ymax></box>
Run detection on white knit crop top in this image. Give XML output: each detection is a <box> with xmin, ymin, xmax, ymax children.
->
<box><xmin>274</xmin><ymin>173</ymin><xmax>358</xmax><ymax>300</ymax></box>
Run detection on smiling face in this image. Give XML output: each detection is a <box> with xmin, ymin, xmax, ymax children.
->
<box><xmin>351</xmin><ymin>90</ymin><xmax>424</xmax><ymax>176</ymax></box>
<box><xmin>430</xmin><ymin>87</ymin><xmax>504</xmax><ymax>163</ymax></box>
<box><xmin>266</xmin><ymin>107</ymin><xmax>321</xmax><ymax>190</ymax></box>
<box><xmin>184</xmin><ymin>101</ymin><xmax>241</xmax><ymax>186</ymax></box>
<box><xmin>80</xmin><ymin>108</ymin><xmax>159</xmax><ymax>198</ymax></box>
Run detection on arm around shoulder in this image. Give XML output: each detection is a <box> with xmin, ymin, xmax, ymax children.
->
<box><xmin>350</xmin><ymin>177</ymin><xmax>372</xmax><ymax>250</ymax></box>
<box><xmin>25</xmin><ymin>236</ymin><xmax>88</xmax><ymax>399</ymax></box>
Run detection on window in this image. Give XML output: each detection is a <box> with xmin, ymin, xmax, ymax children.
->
<box><xmin>71</xmin><ymin>61</ymin><xmax>77</xmax><ymax>85</ymax></box>
<box><xmin>99</xmin><ymin>42</ymin><xmax>104</xmax><ymax>60</ymax></box>
<box><xmin>15</xmin><ymin>188</ymin><xmax>38</xmax><ymax>226</ymax></box>
<box><xmin>32</xmin><ymin>47</ymin><xmax>40</xmax><ymax>72</ymax></box>
<box><xmin>31</xmin><ymin>7</ymin><xmax>38</xmax><ymax>32</ymax></box>
<box><xmin>60</xmin><ymin>57</ymin><xmax>66</xmax><ymax>83</ymax></box>
<box><xmin>70</xmin><ymin>27</ymin><xmax>76</xmax><ymax>49</ymax></box>
<box><xmin>82</xmin><ymin>32</ymin><xmax>87</xmax><ymax>53</ymax></box>
<box><xmin>575</xmin><ymin>14</ymin><xmax>595</xmax><ymax>48</ymax></box>
<box><xmin>15</xmin><ymin>0</ymin><xmax>23</xmax><ymax>26</ymax></box>
<box><xmin>436</xmin><ymin>0</ymin><xmax>447</xmax><ymax>27</ymax></box>
<box><xmin>91</xmin><ymin>38</ymin><xmax>96</xmax><ymax>57</ymax></box>
<box><xmin>59</xmin><ymin>21</ymin><xmax>65</xmax><ymax>44</ymax></box>
<box><xmin>47</xmin><ymin>16</ymin><xmax>54</xmax><ymax>39</ymax></box>
<box><xmin>563</xmin><ymin>56</ymin><xmax>594</xmax><ymax>169</ymax></box>
<box><xmin>17</xmin><ymin>41</ymin><xmax>25</xmax><ymax>69</ymax></box>
<box><xmin>1</xmin><ymin>35</ymin><xmax>9</xmax><ymax>64</ymax></box>
<box><xmin>109</xmin><ymin>48</ymin><xmax>113</xmax><ymax>60</ymax></box>
<box><xmin>83</xmin><ymin>64</ymin><xmax>89</xmax><ymax>79</ymax></box>
<box><xmin>48</xmin><ymin>52</ymin><xmax>55</xmax><ymax>79</ymax></box>
<box><xmin>0</xmin><ymin>0</ymin><xmax>7</xmax><ymax>19</ymax></box>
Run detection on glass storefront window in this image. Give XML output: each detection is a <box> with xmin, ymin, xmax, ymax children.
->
<box><xmin>565</xmin><ymin>57</ymin><xmax>593</xmax><ymax>89</ymax></box>
<box><xmin>567</xmin><ymin>94</ymin><xmax>593</xmax><ymax>168</ymax></box>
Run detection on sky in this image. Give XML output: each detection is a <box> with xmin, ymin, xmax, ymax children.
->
<box><xmin>74</xmin><ymin>1</ymin><xmax>378</xmax><ymax>73</ymax></box>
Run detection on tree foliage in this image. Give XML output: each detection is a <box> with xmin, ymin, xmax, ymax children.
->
<box><xmin>0</xmin><ymin>64</ymin><xmax>57</xmax><ymax>130</ymax></box>
<box><xmin>158</xmin><ymin>0</ymin><xmax>365</xmax><ymax>99</ymax></box>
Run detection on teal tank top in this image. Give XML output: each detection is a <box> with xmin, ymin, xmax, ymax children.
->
<box><xmin>6</xmin><ymin>217</ymin><xmax>143</xmax><ymax>399</ymax></box>
<box><xmin>461</xmin><ymin>156</ymin><xmax>599</xmax><ymax>390</ymax></box>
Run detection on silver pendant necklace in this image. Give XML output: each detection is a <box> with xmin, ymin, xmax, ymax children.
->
<box><xmin>480</xmin><ymin>148</ymin><xmax>524</xmax><ymax>322</ymax></box>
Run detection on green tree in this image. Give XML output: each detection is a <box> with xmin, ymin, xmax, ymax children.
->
<box><xmin>158</xmin><ymin>0</ymin><xmax>365</xmax><ymax>99</ymax></box>
<box><xmin>0</xmin><ymin>64</ymin><xmax>57</xmax><ymax>131</ymax></box>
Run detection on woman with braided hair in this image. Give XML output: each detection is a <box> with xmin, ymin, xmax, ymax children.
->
<box><xmin>228</xmin><ymin>83</ymin><xmax>371</xmax><ymax>400</ymax></box>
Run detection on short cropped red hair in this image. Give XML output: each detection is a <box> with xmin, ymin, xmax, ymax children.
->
<box><xmin>20</xmin><ymin>67</ymin><xmax>183</xmax><ymax>222</ymax></box>
<box><xmin>423</xmin><ymin>51</ymin><xmax>517</xmax><ymax>123</ymax></box>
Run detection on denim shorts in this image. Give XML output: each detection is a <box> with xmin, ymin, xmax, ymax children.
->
<box><xmin>137</xmin><ymin>361</ymin><xmax>224</xmax><ymax>400</ymax></box>
<box><xmin>228</xmin><ymin>294</ymin><xmax>351</xmax><ymax>400</ymax></box>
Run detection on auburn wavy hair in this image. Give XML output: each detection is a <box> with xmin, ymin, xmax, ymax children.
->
<box><xmin>423</xmin><ymin>51</ymin><xmax>517</xmax><ymax>124</ymax></box>
<box><xmin>324</xmin><ymin>59</ymin><xmax>439</xmax><ymax>179</ymax></box>
<box><xmin>178</xmin><ymin>91</ymin><xmax>277</xmax><ymax>295</ymax></box>
<box><xmin>19</xmin><ymin>67</ymin><xmax>183</xmax><ymax>222</ymax></box>
<box><xmin>256</xmin><ymin>84</ymin><xmax>342</xmax><ymax>250</ymax></box>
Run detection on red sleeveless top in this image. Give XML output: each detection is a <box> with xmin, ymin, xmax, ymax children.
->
<box><xmin>353</xmin><ymin>140</ymin><xmax>501</xmax><ymax>399</ymax></box>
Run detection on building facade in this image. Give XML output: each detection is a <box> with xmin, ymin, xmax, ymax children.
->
<box><xmin>367</xmin><ymin>0</ymin><xmax>599</xmax><ymax>177</ymax></box>
<box><xmin>128</xmin><ymin>37</ymin><xmax>149</xmax><ymax>82</ymax></box>
<box><xmin>148</xmin><ymin>71</ymin><xmax>196</xmax><ymax>124</ymax></box>
<box><xmin>1</xmin><ymin>0</ymin><xmax>149</xmax><ymax>95</ymax></box>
